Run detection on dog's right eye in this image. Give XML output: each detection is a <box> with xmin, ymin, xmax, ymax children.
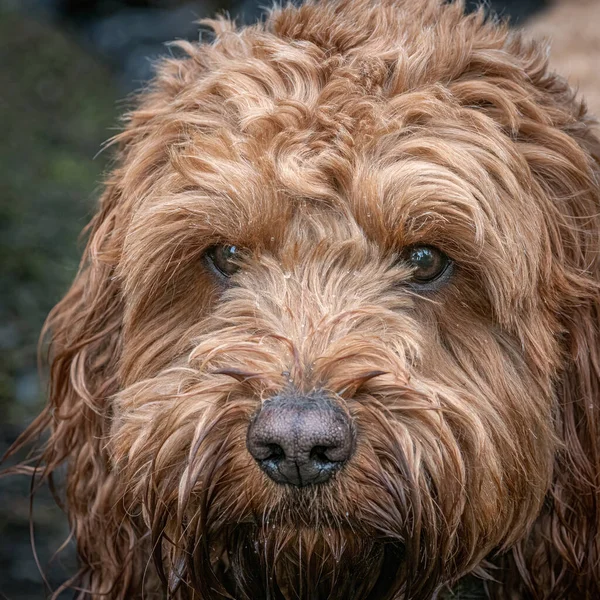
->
<box><xmin>400</xmin><ymin>245</ymin><xmax>453</xmax><ymax>289</ymax></box>
<box><xmin>205</xmin><ymin>244</ymin><xmax>242</xmax><ymax>278</ymax></box>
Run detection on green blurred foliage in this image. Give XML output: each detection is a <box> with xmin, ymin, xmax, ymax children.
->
<box><xmin>0</xmin><ymin>9</ymin><xmax>118</xmax><ymax>426</ymax></box>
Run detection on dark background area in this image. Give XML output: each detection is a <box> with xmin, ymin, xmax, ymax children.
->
<box><xmin>0</xmin><ymin>0</ymin><xmax>555</xmax><ymax>598</ymax></box>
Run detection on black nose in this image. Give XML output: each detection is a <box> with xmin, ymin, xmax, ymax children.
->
<box><xmin>246</xmin><ymin>392</ymin><xmax>355</xmax><ymax>487</ymax></box>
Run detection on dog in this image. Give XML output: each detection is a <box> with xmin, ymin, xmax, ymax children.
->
<box><xmin>10</xmin><ymin>0</ymin><xmax>600</xmax><ymax>598</ymax></box>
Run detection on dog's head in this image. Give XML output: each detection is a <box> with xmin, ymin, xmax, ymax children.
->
<box><xmin>17</xmin><ymin>0</ymin><xmax>600</xmax><ymax>598</ymax></box>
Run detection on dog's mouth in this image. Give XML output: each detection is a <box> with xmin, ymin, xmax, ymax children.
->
<box><xmin>208</xmin><ymin>525</ymin><xmax>406</xmax><ymax>600</ymax></box>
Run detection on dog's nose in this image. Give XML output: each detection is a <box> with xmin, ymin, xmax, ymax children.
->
<box><xmin>246</xmin><ymin>392</ymin><xmax>355</xmax><ymax>487</ymax></box>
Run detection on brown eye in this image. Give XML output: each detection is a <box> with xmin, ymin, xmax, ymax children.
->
<box><xmin>404</xmin><ymin>245</ymin><xmax>451</xmax><ymax>284</ymax></box>
<box><xmin>206</xmin><ymin>244</ymin><xmax>242</xmax><ymax>278</ymax></box>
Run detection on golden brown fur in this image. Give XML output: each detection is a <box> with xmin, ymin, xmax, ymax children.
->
<box><xmin>7</xmin><ymin>0</ymin><xmax>600</xmax><ymax>598</ymax></box>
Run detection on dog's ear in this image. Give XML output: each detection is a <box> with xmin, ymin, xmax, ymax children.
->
<box><xmin>4</xmin><ymin>46</ymin><xmax>209</xmax><ymax>595</ymax></box>
<box><xmin>544</xmin><ymin>124</ymin><xmax>600</xmax><ymax>596</ymax></box>
<box><xmin>546</xmin><ymin>278</ymin><xmax>600</xmax><ymax>596</ymax></box>
<box><xmin>507</xmin><ymin>67</ymin><xmax>600</xmax><ymax>596</ymax></box>
<box><xmin>6</xmin><ymin>177</ymin><xmax>137</xmax><ymax>593</ymax></box>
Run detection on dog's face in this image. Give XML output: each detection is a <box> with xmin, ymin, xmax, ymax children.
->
<box><xmin>18</xmin><ymin>1</ymin><xmax>600</xmax><ymax>599</ymax></box>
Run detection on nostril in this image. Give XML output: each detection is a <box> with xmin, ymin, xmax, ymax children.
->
<box><xmin>309</xmin><ymin>445</ymin><xmax>334</xmax><ymax>464</ymax></box>
<box><xmin>255</xmin><ymin>443</ymin><xmax>286</xmax><ymax>475</ymax></box>
<box><xmin>264</xmin><ymin>443</ymin><xmax>285</xmax><ymax>462</ymax></box>
<box><xmin>309</xmin><ymin>442</ymin><xmax>353</xmax><ymax>470</ymax></box>
<box><xmin>248</xmin><ymin>440</ymin><xmax>285</xmax><ymax>462</ymax></box>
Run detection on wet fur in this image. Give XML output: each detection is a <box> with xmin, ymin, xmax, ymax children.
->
<box><xmin>7</xmin><ymin>0</ymin><xmax>600</xmax><ymax>598</ymax></box>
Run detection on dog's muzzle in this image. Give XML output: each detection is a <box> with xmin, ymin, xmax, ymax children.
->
<box><xmin>246</xmin><ymin>391</ymin><xmax>356</xmax><ymax>487</ymax></box>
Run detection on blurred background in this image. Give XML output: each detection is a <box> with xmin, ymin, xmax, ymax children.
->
<box><xmin>0</xmin><ymin>0</ymin><xmax>598</xmax><ymax>598</ymax></box>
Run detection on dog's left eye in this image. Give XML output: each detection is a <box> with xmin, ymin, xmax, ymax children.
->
<box><xmin>205</xmin><ymin>244</ymin><xmax>242</xmax><ymax>278</ymax></box>
<box><xmin>403</xmin><ymin>245</ymin><xmax>451</xmax><ymax>284</ymax></box>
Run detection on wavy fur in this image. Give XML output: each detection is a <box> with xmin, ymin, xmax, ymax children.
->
<box><xmin>6</xmin><ymin>0</ymin><xmax>600</xmax><ymax>598</ymax></box>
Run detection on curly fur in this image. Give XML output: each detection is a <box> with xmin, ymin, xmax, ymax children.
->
<box><xmin>6</xmin><ymin>0</ymin><xmax>600</xmax><ymax>598</ymax></box>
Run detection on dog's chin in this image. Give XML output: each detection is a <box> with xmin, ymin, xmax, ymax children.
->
<box><xmin>208</xmin><ymin>523</ymin><xmax>406</xmax><ymax>600</ymax></box>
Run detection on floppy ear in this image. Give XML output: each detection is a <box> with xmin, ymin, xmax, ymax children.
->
<box><xmin>6</xmin><ymin>178</ymin><xmax>140</xmax><ymax>596</ymax></box>
<box><xmin>546</xmin><ymin>273</ymin><xmax>600</xmax><ymax>596</ymax></box>
<box><xmin>3</xmin><ymin>40</ymin><xmax>217</xmax><ymax>596</ymax></box>
<box><xmin>505</xmin><ymin>69</ymin><xmax>600</xmax><ymax>597</ymax></box>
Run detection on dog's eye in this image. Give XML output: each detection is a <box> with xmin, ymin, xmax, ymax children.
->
<box><xmin>403</xmin><ymin>245</ymin><xmax>451</xmax><ymax>284</ymax></box>
<box><xmin>205</xmin><ymin>244</ymin><xmax>242</xmax><ymax>278</ymax></box>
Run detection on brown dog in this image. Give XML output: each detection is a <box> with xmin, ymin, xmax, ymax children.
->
<box><xmin>11</xmin><ymin>0</ymin><xmax>600</xmax><ymax>598</ymax></box>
